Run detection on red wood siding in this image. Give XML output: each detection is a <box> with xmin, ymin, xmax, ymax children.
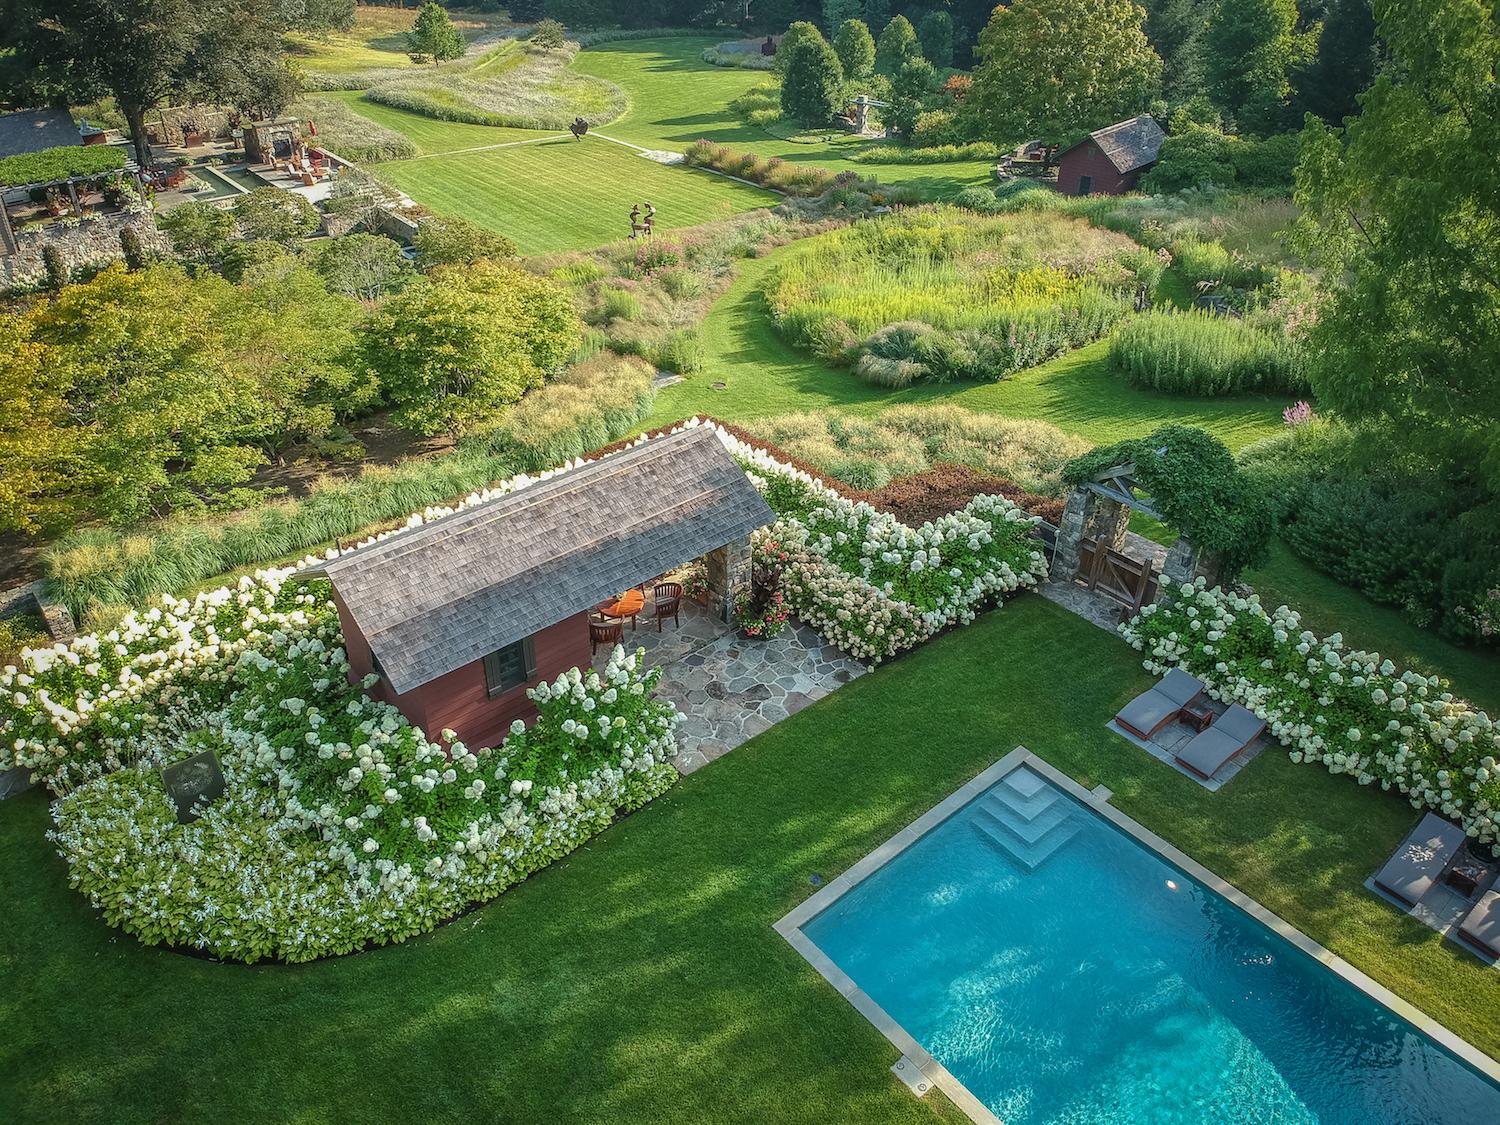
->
<box><xmin>333</xmin><ymin>594</ymin><xmax>592</xmax><ymax>749</ymax></box>
<box><xmin>1056</xmin><ymin>139</ymin><xmax>1145</xmax><ymax>196</ymax></box>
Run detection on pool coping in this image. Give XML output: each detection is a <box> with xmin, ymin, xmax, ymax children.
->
<box><xmin>773</xmin><ymin>746</ymin><xmax>1500</xmax><ymax>1124</ymax></box>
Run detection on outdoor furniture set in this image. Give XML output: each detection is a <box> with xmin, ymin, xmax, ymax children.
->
<box><xmin>589</xmin><ymin>581</ymin><xmax>683</xmax><ymax>654</ymax></box>
<box><xmin>1374</xmin><ymin>812</ymin><xmax>1500</xmax><ymax>961</ymax></box>
<box><xmin>1114</xmin><ymin>668</ymin><xmax>1267</xmax><ymax>780</ymax></box>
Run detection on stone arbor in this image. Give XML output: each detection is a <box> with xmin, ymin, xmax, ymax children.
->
<box><xmin>1053</xmin><ymin>461</ymin><xmax>1222</xmax><ymax>596</ymax></box>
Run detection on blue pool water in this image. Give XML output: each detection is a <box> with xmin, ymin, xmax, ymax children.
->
<box><xmin>803</xmin><ymin>766</ymin><xmax>1500</xmax><ymax>1124</ymax></box>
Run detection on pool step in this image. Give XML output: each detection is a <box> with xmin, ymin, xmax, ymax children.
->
<box><xmin>971</xmin><ymin>773</ymin><xmax>1080</xmax><ymax>871</ymax></box>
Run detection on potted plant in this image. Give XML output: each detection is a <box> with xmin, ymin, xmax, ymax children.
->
<box><xmin>733</xmin><ymin>586</ymin><xmax>790</xmax><ymax>639</ymax></box>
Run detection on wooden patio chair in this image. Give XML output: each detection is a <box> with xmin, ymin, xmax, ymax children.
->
<box><xmin>653</xmin><ymin>582</ymin><xmax>682</xmax><ymax>632</ymax></box>
<box><xmin>589</xmin><ymin>616</ymin><xmax>623</xmax><ymax>654</ymax></box>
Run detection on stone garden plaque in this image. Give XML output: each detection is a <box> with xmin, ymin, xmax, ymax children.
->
<box><xmin>160</xmin><ymin>748</ymin><xmax>225</xmax><ymax>824</ymax></box>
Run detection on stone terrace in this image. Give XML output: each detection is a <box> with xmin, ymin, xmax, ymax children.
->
<box><xmin>592</xmin><ymin>598</ymin><xmax>865</xmax><ymax>774</ymax></box>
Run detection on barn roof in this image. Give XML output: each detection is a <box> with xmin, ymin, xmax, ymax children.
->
<box><xmin>0</xmin><ymin>109</ymin><xmax>80</xmax><ymax>159</ymax></box>
<box><xmin>1067</xmin><ymin>115</ymin><xmax>1164</xmax><ymax>174</ymax></box>
<box><xmin>302</xmin><ymin>427</ymin><xmax>773</xmax><ymax>695</ymax></box>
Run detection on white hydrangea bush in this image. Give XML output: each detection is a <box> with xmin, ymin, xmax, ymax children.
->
<box><xmin>1121</xmin><ymin>580</ymin><xmax>1500</xmax><ymax>842</ymax></box>
<box><xmin>2</xmin><ymin>569</ymin><xmax>679</xmax><ymax>962</ymax></box>
<box><xmin>745</xmin><ymin>461</ymin><xmax>1047</xmax><ymax>663</ymax></box>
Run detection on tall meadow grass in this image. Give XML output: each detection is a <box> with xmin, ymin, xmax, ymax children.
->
<box><xmin>1108</xmin><ymin>310</ymin><xmax>1306</xmax><ymax>395</ymax></box>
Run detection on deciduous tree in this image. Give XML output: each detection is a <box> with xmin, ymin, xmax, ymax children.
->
<box><xmin>918</xmin><ymin>11</ymin><xmax>955</xmax><ymax>69</ymax></box>
<box><xmin>1202</xmin><ymin>0</ymin><xmax>1311</xmax><ymax>133</ymax></box>
<box><xmin>780</xmin><ymin>30</ymin><xmax>845</xmax><ymax>127</ymax></box>
<box><xmin>875</xmin><ymin>15</ymin><xmax>921</xmax><ymax>76</ymax></box>
<box><xmin>1293</xmin><ymin>0</ymin><xmax>1500</xmax><ymax>489</ymax></box>
<box><xmin>363</xmin><ymin>262</ymin><xmax>581</xmax><ymax>435</ymax></box>
<box><xmin>888</xmin><ymin>57</ymin><xmax>937</xmax><ymax>141</ymax></box>
<box><xmin>970</xmin><ymin>0</ymin><xmax>1161</xmax><ymax>147</ymax></box>
<box><xmin>833</xmin><ymin>18</ymin><xmax>876</xmax><ymax>81</ymax></box>
<box><xmin>407</xmin><ymin>2</ymin><xmax>464</xmax><ymax>65</ymax></box>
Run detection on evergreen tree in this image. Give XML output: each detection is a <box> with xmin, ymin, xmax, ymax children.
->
<box><xmin>864</xmin><ymin>0</ymin><xmax>890</xmax><ymax>33</ymax></box>
<box><xmin>822</xmin><ymin>0</ymin><xmax>863</xmax><ymax>32</ymax></box>
<box><xmin>1143</xmin><ymin>0</ymin><xmax>1212</xmax><ymax>101</ymax></box>
<box><xmin>407</xmin><ymin>2</ymin><xmax>465</xmax><ymax>65</ymax></box>
<box><xmin>780</xmin><ymin>29</ymin><xmax>845</xmax><ymax>126</ymax></box>
<box><xmin>775</xmin><ymin>20</ymin><xmax>825</xmax><ymax>73</ymax></box>
<box><xmin>1292</xmin><ymin>0</ymin><xmax>1376</xmax><ymax>124</ymax></box>
<box><xmin>833</xmin><ymin>18</ymin><xmax>877</xmax><ymax>80</ymax></box>
<box><xmin>875</xmin><ymin>15</ymin><xmax>922</xmax><ymax>75</ymax></box>
<box><xmin>918</xmin><ymin>11</ymin><xmax>955</xmax><ymax>68</ymax></box>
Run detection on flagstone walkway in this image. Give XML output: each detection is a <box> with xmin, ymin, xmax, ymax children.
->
<box><xmin>593</xmin><ymin>599</ymin><xmax>865</xmax><ymax>774</ymax></box>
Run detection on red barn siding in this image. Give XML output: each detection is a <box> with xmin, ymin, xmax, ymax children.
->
<box><xmin>1056</xmin><ymin>139</ymin><xmax>1145</xmax><ymax>196</ymax></box>
<box><xmin>333</xmin><ymin>591</ymin><xmax>592</xmax><ymax>749</ymax></box>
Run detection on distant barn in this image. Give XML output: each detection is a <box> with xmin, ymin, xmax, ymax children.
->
<box><xmin>1055</xmin><ymin>115</ymin><xmax>1165</xmax><ymax>197</ymax></box>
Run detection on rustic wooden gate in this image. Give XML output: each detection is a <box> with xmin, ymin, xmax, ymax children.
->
<box><xmin>1078</xmin><ymin>536</ymin><xmax>1159</xmax><ymax>616</ymax></box>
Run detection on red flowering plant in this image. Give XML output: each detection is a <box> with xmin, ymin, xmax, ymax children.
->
<box><xmin>734</xmin><ymin>537</ymin><xmax>792</xmax><ymax>638</ymax></box>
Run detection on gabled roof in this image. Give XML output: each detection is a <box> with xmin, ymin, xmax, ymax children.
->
<box><xmin>0</xmin><ymin>109</ymin><xmax>80</xmax><ymax>159</ymax></box>
<box><xmin>1065</xmin><ymin>115</ymin><xmax>1165</xmax><ymax>174</ymax></box>
<box><xmin>303</xmin><ymin>428</ymin><xmax>773</xmax><ymax>695</ymax></box>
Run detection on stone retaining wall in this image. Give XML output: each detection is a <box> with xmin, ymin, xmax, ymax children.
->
<box><xmin>1</xmin><ymin>211</ymin><xmax>167</xmax><ymax>292</ymax></box>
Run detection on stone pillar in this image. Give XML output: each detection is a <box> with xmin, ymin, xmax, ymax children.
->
<box><xmin>1161</xmin><ymin>536</ymin><xmax>1221</xmax><ymax>591</ymax></box>
<box><xmin>1052</xmin><ymin>488</ymin><xmax>1129</xmax><ymax>582</ymax></box>
<box><xmin>705</xmin><ymin>536</ymin><xmax>753</xmax><ymax>625</ymax></box>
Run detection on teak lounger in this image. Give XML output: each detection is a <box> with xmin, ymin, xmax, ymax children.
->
<box><xmin>1373</xmin><ymin>812</ymin><xmax>1465</xmax><ymax>907</ymax></box>
<box><xmin>1115</xmin><ymin>668</ymin><xmax>1205</xmax><ymax>740</ymax></box>
<box><xmin>1174</xmin><ymin>704</ymin><xmax>1266</xmax><ymax>780</ymax></box>
<box><xmin>1458</xmin><ymin>889</ymin><xmax>1500</xmax><ymax>960</ymax></box>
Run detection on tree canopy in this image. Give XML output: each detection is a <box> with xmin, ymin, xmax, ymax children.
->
<box><xmin>2</xmin><ymin>0</ymin><xmax>299</xmax><ymax>167</ymax></box>
<box><xmin>970</xmin><ymin>0</ymin><xmax>1162</xmax><ymax>147</ymax></box>
<box><xmin>875</xmin><ymin>15</ymin><xmax>922</xmax><ymax>76</ymax></box>
<box><xmin>833</xmin><ymin>18</ymin><xmax>876</xmax><ymax>81</ymax></box>
<box><xmin>407</xmin><ymin>2</ymin><xmax>465</xmax><ymax>65</ymax></box>
<box><xmin>1202</xmin><ymin>0</ymin><xmax>1311</xmax><ymax>134</ymax></box>
<box><xmin>363</xmin><ymin>262</ymin><xmax>581</xmax><ymax>435</ymax></box>
<box><xmin>1293</xmin><ymin>0</ymin><xmax>1500</xmax><ymax>491</ymax></box>
<box><xmin>780</xmin><ymin>30</ymin><xmax>846</xmax><ymax>128</ymax></box>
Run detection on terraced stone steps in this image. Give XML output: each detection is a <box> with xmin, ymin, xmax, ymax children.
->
<box><xmin>971</xmin><ymin>767</ymin><xmax>1080</xmax><ymax>871</ymax></box>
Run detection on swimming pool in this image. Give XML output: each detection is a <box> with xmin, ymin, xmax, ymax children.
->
<box><xmin>781</xmin><ymin>750</ymin><xmax>1500</xmax><ymax>1125</ymax></box>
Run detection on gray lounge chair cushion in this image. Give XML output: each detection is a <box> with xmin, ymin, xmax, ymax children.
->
<box><xmin>1116</xmin><ymin>690</ymin><xmax>1181</xmax><ymax>738</ymax></box>
<box><xmin>1175</xmin><ymin>727</ymin><xmax>1243</xmax><ymax>779</ymax></box>
<box><xmin>1116</xmin><ymin>670</ymin><xmax>1205</xmax><ymax>738</ymax></box>
<box><xmin>1374</xmin><ymin>812</ymin><xmax>1465</xmax><ymax>906</ymax></box>
<box><xmin>1157</xmin><ymin>668</ymin><xmax>1205</xmax><ymax>707</ymax></box>
<box><xmin>1213</xmin><ymin>703</ymin><xmax>1265</xmax><ymax>744</ymax></box>
<box><xmin>1459</xmin><ymin>889</ymin><xmax>1500</xmax><ymax>958</ymax></box>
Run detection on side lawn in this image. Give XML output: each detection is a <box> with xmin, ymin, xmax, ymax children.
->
<box><xmin>1</xmin><ymin>597</ymin><xmax>1495</xmax><ymax>1123</ymax></box>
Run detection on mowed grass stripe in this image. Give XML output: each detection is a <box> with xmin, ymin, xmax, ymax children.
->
<box><xmin>324</xmin><ymin>91</ymin><xmax>545</xmax><ymax>156</ymax></box>
<box><xmin>376</xmin><ymin>135</ymin><xmax>778</xmax><ymax>254</ymax></box>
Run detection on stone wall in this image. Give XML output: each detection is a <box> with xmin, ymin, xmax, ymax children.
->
<box><xmin>0</xmin><ymin>211</ymin><xmax>167</xmax><ymax>292</ymax></box>
<box><xmin>705</xmin><ymin>537</ymin><xmax>753</xmax><ymax>625</ymax></box>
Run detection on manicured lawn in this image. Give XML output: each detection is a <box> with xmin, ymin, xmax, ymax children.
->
<box><xmin>648</xmin><ymin>249</ymin><xmax>1286</xmax><ymax>451</ymax></box>
<box><xmin>571</xmin><ymin>36</ymin><xmax>995</xmax><ymax>198</ymax></box>
<box><xmin>2</xmin><ymin>596</ymin><xmax>1495</xmax><ymax>1123</ymax></box>
<box><xmin>375</xmin><ymin>131</ymin><xmax>778</xmax><ymax>255</ymax></box>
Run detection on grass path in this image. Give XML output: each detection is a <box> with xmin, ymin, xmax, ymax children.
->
<box><xmin>3</xmin><ymin>597</ymin><xmax>1496</xmax><ymax>1123</ymax></box>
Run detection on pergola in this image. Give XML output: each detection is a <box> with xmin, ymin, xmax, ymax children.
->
<box><xmin>1053</xmin><ymin>458</ymin><xmax>1220</xmax><ymax>615</ymax></box>
<box><xmin>0</xmin><ymin>145</ymin><xmax>140</xmax><ymax>257</ymax></box>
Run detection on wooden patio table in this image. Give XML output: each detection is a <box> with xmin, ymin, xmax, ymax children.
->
<box><xmin>594</xmin><ymin>590</ymin><xmax>645</xmax><ymax>620</ymax></box>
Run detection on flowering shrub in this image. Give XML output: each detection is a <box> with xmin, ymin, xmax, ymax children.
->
<box><xmin>728</xmin><ymin>431</ymin><xmax>1046</xmax><ymax>662</ymax></box>
<box><xmin>1121</xmin><ymin>580</ymin><xmax>1500</xmax><ymax>842</ymax></box>
<box><xmin>733</xmin><ymin>587</ymin><xmax>791</xmax><ymax>638</ymax></box>
<box><xmin>1283</xmin><ymin>400</ymin><xmax>1315</xmax><ymax>427</ymax></box>
<box><xmin>2</xmin><ymin>566</ymin><xmax>679</xmax><ymax>962</ymax></box>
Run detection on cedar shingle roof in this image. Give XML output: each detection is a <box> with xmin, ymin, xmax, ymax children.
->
<box><xmin>1070</xmin><ymin>115</ymin><xmax>1165</xmax><ymax>174</ymax></box>
<box><xmin>303</xmin><ymin>428</ymin><xmax>773</xmax><ymax>695</ymax></box>
<box><xmin>0</xmin><ymin>109</ymin><xmax>80</xmax><ymax>158</ymax></box>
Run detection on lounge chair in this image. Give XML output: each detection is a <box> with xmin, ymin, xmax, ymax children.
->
<box><xmin>1174</xmin><ymin>704</ymin><xmax>1266</xmax><ymax>780</ymax></box>
<box><xmin>1115</xmin><ymin>668</ymin><xmax>1205</xmax><ymax>740</ymax></box>
<box><xmin>1373</xmin><ymin>812</ymin><xmax>1465</xmax><ymax>906</ymax></box>
<box><xmin>1458</xmin><ymin>888</ymin><xmax>1500</xmax><ymax>959</ymax></box>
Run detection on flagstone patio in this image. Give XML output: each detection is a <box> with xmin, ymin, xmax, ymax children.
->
<box><xmin>592</xmin><ymin>598</ymin><xmax>865</xmax><ymax>773</ymax></box>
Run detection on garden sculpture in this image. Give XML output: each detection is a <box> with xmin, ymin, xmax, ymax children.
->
<box><xmin>629</xmin><ymin>202</ymin><xmax>656</xmax><ymax>240</ymax></box>
<box><xmin>570</xmin><ymin>117</ymin><xmax>589</xmax><ymax>140</ymax></box>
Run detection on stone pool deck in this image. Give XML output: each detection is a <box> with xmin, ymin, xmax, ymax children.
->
<box><xmin>593</xmin><ymin>599</ymin><xmax>865</xmax><ymax>774</ymax></box>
